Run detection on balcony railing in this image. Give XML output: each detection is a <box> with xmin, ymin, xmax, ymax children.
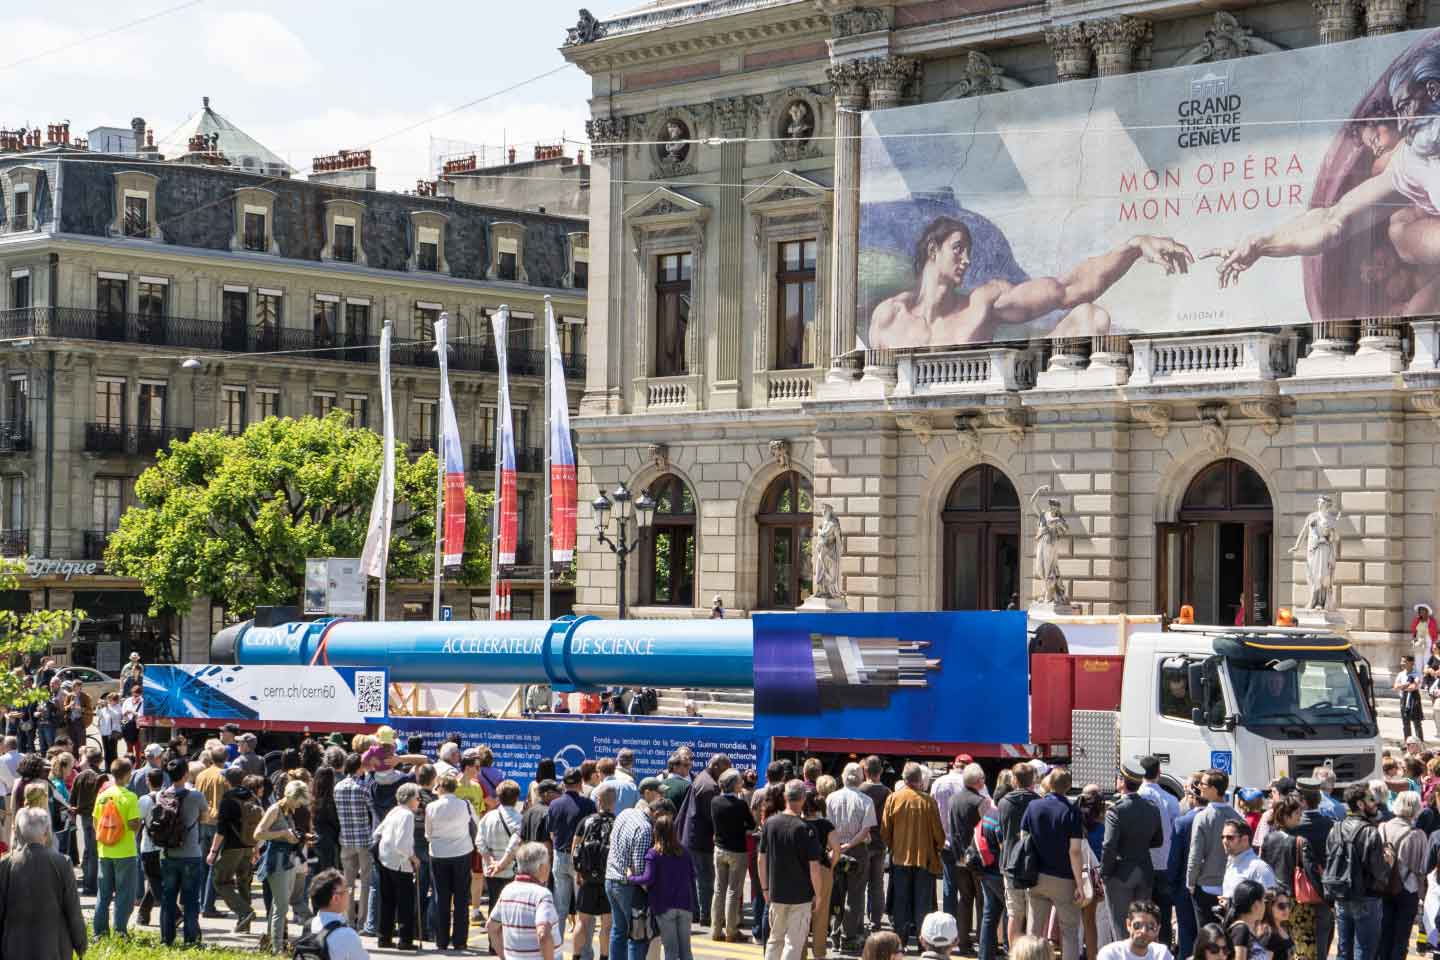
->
<box><xmin>82</xmin><ymin>530</ymin><xmax>111</xmax><ymax>561</ymax></box>
<box><xmin>0</xmin><ymin>419</ymin><xmax>31</xmax><ymax>453</ymax></box>
<box><xmin>467</xmin><ymin>445</ymin><xmax>544</xmax><ymax>472</ymax></box>
<box><xmin>471</xmin><ymin>444</ymin><xmax>496</xmax><ymax>471</ymax></box>
<box><xmin>137</xmin><ymin>425</ymin><xmax>194</xmax><ymax>455</ymax></box>
<box><xmin>0</xmin><ymin>530</ymin><xmax>27</xmax><ymax>556</ymax></box>
<box><xmin>0</xmin><ymin>308</ymin><xmax>574</xmax><ymax>379</ymax></box>
<box><xmin>85</xmin><ymin>422</ymin><xmax>194</xmax><ymax>456</ymax></box>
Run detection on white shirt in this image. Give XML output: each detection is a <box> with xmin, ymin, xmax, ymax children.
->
<box><xmin>1097</xmin><ymin>940</ymin><xmax>1174</xmax><ymax>960</ymax></box>
<box><xmin>138</xmin><ymin>793</ymin><xmax>159</xmax><ymax>854</ymax></box>
<box><xmin>1138</xmin><ymin>781</ymin><xmax>1180</xmax><ymax>871</ymax></box>
<box><xmin>426</xmin><ymin>793</ymin><xmax>478</xmax><ymax>860</ymax></box>
<box><xmin>121</xmin><ymin>696</ymin><xmax>143</xmax><ymax>724</ymax></box>
<box><xmin>1222</xmin><ymin>848</ymin><xmax>1277</xmax><ymax>898</ymax></box>
<box><xmin>375</xmin><ymin>805</ymin><xmax>416</xmax><ymax>873</ymax></box>
<box><xmin>930</xmin><ymin>770</ymin><xmax>967</xmax><ymax>844</ymax></box>
<box><xmin>97</xmin><ymin>704</ymin><xmax>123</xmax><ymax>738</ymax></box>
<box><xmin>309</xmin><ymin>911</ymin><xmax>370</xmax><ymax>960</ymax></box>
<box><xmin>0</xmin><ymin>751</ymin><xmax>17</xmax><ymax>796</ymax></box>
<box><xmin>433</xmin><ymin>759</ymin><xmax>457</xmax><ymax>782</ymax></box>
<box><xmin>491</xmin><ymin>877</ymin><xmax>561</xmax><ymax>960</ymax></box>
<box><xmin>613</xmin><ymin>767</ymin><xmax>636</xmax><ymax>784</ymax></box>
<box><xmin>478</xmin><ymin>805</ymin><xmax>523</xmax><ymax>878</ymax></box>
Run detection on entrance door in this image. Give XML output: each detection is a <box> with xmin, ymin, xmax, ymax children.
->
<box><xmin>1157</xmin><ymin>459</ymin><xmax>1273</xmax><ymax>626</ymax></box>
<box><xmin>942</xmin><ymin>465</ymin><xmax>1021</xmax><ymax>610</ymax></box>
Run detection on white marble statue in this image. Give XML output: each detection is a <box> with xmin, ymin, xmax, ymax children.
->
<box><xmin>1031</xmin><ymin>484</ymin><xmax>1070</xmax><ymax>606</ymax></box>
<box><xmin>812</xmin><ymin>503</ymin><xmax>844</xmax><ymax>600</ymax></box>
<box><xmin>1290</xmin><ymin>494</ymin><xmax>1342</xmax><ymax>610</ymax></box>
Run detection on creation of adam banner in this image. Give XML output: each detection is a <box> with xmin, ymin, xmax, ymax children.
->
<box><xmin>858</xmin><ymin>27</ymin><xmax>1440</xmax><ymax>350</ymax></box>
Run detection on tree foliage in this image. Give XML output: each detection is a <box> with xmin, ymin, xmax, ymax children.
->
<box><xmin>0</xmin><ymin>557</ymin><xmax>84</xmax><ymax>708</ymax></box>
<box><xmin>106</xmin><ymin>412</ymin><xmax>492</xmax><ymax>618</ymax></box>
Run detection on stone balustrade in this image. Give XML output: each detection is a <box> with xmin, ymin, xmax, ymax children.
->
<box><xmin>895</xmin><ymin>347</ymin><xmax>1036</xmax><ymax>396</ymax></box>
<box><xmin>758</xmin><ymin>369</ymin><xmax>821</xmax><ymax>405</ymax></box>
<box><xmin>1130</xmin><ymin>331</ymin><xmax>1295</xmax><ymax>385</ymax></box>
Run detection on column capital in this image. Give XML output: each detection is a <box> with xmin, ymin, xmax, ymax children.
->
<box><xmin>714</xmin><ymin>95</ymin><xmax>760</xmax><ymax>138</ymax></box>
<box><xmin>1363</xmin><ymin>0</ymin><xmax>1421</xmax><ymax>33</ymax></box>
<box><xmin>585</xmin><ymin>115</ymin><xmax>628</xmax><ymax>159</ymax></box>
<box><xmin>826</xmin><ymin>60</ymin><xmax>872</xmax><ymax>109</ymax></box>
<box><xmin>866</xmin><ymin>56</ymin><xmax>920</xmax><ymax>109</ymax></box>
<box><xmin>1045</xmin><ymin>23</ymin><xmax>1094</xmax><ymax>82</ymax></box>
<box><xmin>1090</xmin><ymin>16</ymin><xmax>1151</xmax><ymax>76</ymax></box>
<box><xmin>1312</xmin><ymin>0</ymin><xmax>1362</xmax><ymax>42</ymax></box>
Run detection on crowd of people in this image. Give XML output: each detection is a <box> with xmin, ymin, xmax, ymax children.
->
<box><xmin>0</xmin><ymin>715</ymin><xmax>1436</xmax><ymax>960</ymax></box>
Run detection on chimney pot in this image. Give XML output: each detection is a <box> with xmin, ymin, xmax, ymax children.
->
<box><xmin>203</xmin><ymin>96</ymin><xmax>210</xmax><ymax>110</ymax></box>
<box><xmin>508</xmin><ymin>147</ymin><xmax>516</xmax><ymax>164</ymax></box>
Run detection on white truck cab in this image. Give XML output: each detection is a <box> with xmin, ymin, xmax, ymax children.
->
<box><xmin>1117</xmin><ymin>625</ymin><xmax>1381</xmax><ymax>789</ymax></box>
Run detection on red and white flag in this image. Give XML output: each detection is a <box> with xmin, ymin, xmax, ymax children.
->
<box><xmin>359</xmin><ymin>321</ymin><xmax>394</xmax><ymax>579</ymax></box>
<box><xmin>546</xmin><ymin>300</ymin><xmax>576</xmax><ymax>566</ymax></box>
<box><xmin>436</xmin><ymin>313</ymin><xmax>466</xmax><ymax>566</ymax></box>
<box><xmin>491</xmin><ymin>307</ymin><xmax>518</xmax><ymax>568</ymax></box>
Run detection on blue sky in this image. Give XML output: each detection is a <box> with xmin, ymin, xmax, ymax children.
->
<box><xmin>2</xmin><ymin>0</ymin><xmax>615</xmax><ymax>189</ymax></box>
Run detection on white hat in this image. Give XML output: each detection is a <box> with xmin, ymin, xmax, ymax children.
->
<box><xmin>1417</xmin><ymin>603</ymin><xmax>1433</xmax><ymax>613</ymax></box>
<box><xmin>921</xmin><ymin>912</ymin><xmax>958</xmax><ymax>949</ymax></box>
<box><xmin>1029</xmin><ymin>758</ymin><xmax>1050</xmax><ymax>776</ymax></box>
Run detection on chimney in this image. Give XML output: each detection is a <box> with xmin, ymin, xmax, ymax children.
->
<box><xmin>508</xmin><ymin>147</ymin><xmax>516</xmax><ymax>164</ymax></box>
<box><xmin>308</xmin><ymin>147</ymin><xmax>376</xmax><ymax>190</ymax></box>
<box><xmin>577</xmin><ymin>149</ymin><xmax>585</xmax><ymax>165</ymax></box>
<box><xmin>130</xmin><ymin>117</ymin><xmax>145</xmax><ymax>152</ymax></box>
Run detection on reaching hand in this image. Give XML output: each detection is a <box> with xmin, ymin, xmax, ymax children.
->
<box><xmin>1202</xmin><ymin>237</ymin><xmax>1265</xmax><ymax>288</ymax></box>
<box><xmin>1133</xmin><ymin>236</ymin><xmax>1195</xmax><ymax>275</ymax></box>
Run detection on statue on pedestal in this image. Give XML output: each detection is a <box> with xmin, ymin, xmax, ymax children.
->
<box><xmin>1290</xmin><ymin>494</ymin><xmax>1342</xmax><ymax>611</ymax></box>
<box><xmin>1031</xmin><ymin>484</ymin><xmax>1071</xmax><ymax>606</ymax></box>
<box><xmin>812</xmin><ymin>503</ymin><xmax>844</xmax><ymax>600</ymax></box>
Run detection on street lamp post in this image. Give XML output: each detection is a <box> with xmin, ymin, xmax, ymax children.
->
<box><xmin>593</xmin><ymin>481</ymin><xmax>656</xmax><ymax>619</ymax></box>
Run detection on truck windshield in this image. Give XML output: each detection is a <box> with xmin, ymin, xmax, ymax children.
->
<box><xmin>1226</xmin><ymin>657</ymin><xmax>1375</xmax><ymax>735</ymax></box>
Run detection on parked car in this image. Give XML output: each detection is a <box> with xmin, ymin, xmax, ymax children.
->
<box><xmin>53</xmin><ymin>666</ymin><xmax>120</xmax><ymax>707</ymax></box>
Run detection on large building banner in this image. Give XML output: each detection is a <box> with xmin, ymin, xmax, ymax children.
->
<box><xmin>858</xmin><ymin>28</ymin><xmax>1440</xmax><ymax>349</ymax></box>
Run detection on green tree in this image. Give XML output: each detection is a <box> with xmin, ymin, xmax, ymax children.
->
<box><xmin>0</xmin><ymin>557</ymin><xmax>84</xmax><ymax>709</ymax></box>
<box><xmin>106</xmin><ymin>412</ymin><xmax>492</xmax><ymax>618</ymax></box>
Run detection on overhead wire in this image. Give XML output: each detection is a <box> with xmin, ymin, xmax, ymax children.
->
<box><xmin>0</xmin><ymin>0</ymin><xmax>208</xmax><ymax>72</ymax></box>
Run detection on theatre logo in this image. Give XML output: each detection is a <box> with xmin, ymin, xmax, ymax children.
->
<box><xmin>1177</xmin><ymin>72</ymin><xmax>1241</xmax><ymax>149</ymax></box>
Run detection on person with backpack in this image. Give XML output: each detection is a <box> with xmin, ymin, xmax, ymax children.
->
<box><xmin>974</xmin><ymin>797</ymin><xmax>1006</xmax><ymax>960</ymax></box>
<box><xmin>93</xmin><ymin>756</ymin><xmax>142</xmax><ymax>938</ymax></box>
<box><xmin>208</xmin><ymin>767</ymin><xmax>262</xmax><ymax>933</ymax></box>
<box><xmin>1377</xmin><ymin>790</ymin><xmax>1427</xmax><ymax>960</ymax></box>
<box><xmin>154</xmin><ymin>756</ymin><xmax>210</xmax><ymax>947</ymax></box>
<box><xmin>574</xmin><ymin>781</ymin><xmax>619</xmax><ymax>960</ymax></box>
<box><xmin>1324</xmin><ymin>783</ymin><xmax>1392</xmax><ymax>960</ymax></box>
<box><xmin>998</xmin><ymin>761</ymin><xmax>1042</xmax><ymax>948</ymax></box>
<box><xmin>295</xmin><ymin>866</ymin><xmax>371</xmax><ymax>960</ymax></box>
<box><xmin>71</xmin><ymin>744</ymin><xmax>106</xmax><ymax>897</ymax></box>
<box><xmin>946</xmin><ymin>763</ymin><xmax>989</xmax><ymax>956</ymax></box>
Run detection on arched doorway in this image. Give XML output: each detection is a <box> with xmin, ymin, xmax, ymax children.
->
<box><xmin>641</xmin><ymin>474</ymin><xmax>696</xmax><ymax>606</ymax></box>
<box><xmin>757</xmin><ymin>471</ymin><xmax>813</xmax><ymax>609</ymax></box>
<box><xmin>1158</xmin><ymin>458</ymin><xmax>1273</xmax><ymax>626</ymax></box>
<box><xmin>941</xmin><ymin>464</ymin><xmax>1021</xmax><ymax>610</ymax></box>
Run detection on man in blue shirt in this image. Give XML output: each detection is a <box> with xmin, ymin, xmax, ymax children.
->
<box><xmin>1137</xmin><ymin>756</ymin><xmax>1181</xmax><ymax>950</ymax></box>
<box><xmin>1167</xmin><ymin>773</ymin><xmax>1206</xmax><ymax>960</ymax></box>
<box><xmin>548</xmin><ymin>767</ymin><xmax>597</xmax><ymax>929</ymax></box>
<box><xmin>1020</xmin><ymin>767</ymin><xmax>1085</xmax><ymax>960</ymax></box>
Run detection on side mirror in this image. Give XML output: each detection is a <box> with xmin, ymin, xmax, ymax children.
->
<box><xmin>1187</xmin><ymin>663</ymin><xmax>1205</xmax><ymax>704</ymax></box>
<box><xmin>1190</xmin><ymin>707</ymin><xmax>1204</xmax><ymax>727</ymax></box>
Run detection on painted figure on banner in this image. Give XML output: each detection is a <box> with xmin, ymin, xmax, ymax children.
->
<box><xmin>1031</xmin><ymin>485</ymin><xmax>1070</xmax><ymax>606</ymax></box>
<box><xmin>1290</xmin><ymin>494</ymin><xmax>1342</xmax><ymax>611</ymax></box>
<box><xmin>869</xmin><ymin>217</ymin><xmax>1193</xmax><ymax>348</ymax></box>
<box><xmin>812</xmin><ymin>504</ymin><xmax>844</xmax><ymax>600</ymax></box>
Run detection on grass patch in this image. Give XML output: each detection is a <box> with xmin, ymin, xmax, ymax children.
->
<box><xmin>87</xmin><ymin>931</ymin><xmax>259</xmax><ymax>959</ymax></box>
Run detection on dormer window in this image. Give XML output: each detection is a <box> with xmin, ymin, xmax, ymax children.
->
<box><xmin>12</xmin><ymin>187</ymin><xmax>28</xmax><ymax>232</ymax></box>
<box><xmin>409</xmin><ymin>210</ymin><xmax>449</xmax><ymax>274</ymax></box>
<box><xmin>487</xmin><ymin>222</ymin><xmax>527</xmax><ymax>282</ymax></box>
<box><xmin>417</xmin><ymin>230</ymin><xmax>439</xmax><ymax>271</ymax></box>
<box><xmin>323</xmin><ymin>199</ymin><xmax>366</xmax><ymax>266</ymax></box>
<box><xmin>334</xmin><ymin>222</ymin><xmax>355</xmax><ymax>262</ymax></box>
<box><xmin>231</xmin><ymin>187</ymin><xmax>277</xmax><ymax>254</ymax></box>
<box><xmin>566</xmin><ymin>232</ymin><xmax>589</xmax><ymax>289</ymax></box>
<box><xmin>110</xmin><ymin>172</ymin><xmax>159</xmax><ymax>240</ymax></box>
<box><xmin>123</xmin><ymin>194</ymin><xmax>149</xmax><ymax>238</ymax></box>
<box><xmin>243</xmin><ymin>210</ymin><xmax>267</xmax><ymax>251</ymax></box>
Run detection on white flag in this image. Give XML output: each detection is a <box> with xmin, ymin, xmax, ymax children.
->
<box><xmin>360</xmin><ymin>320</ymin><xmax>394</xmax><ymax>579</ymax></box>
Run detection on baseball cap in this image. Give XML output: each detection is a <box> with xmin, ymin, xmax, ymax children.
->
<box><xmin>954</xmin><ymin>753</ymin><xmax>973</xmax><ymax>766</ymax></box>
<box><xmin>921</xmin><ymin>912</ymin><xmax>958</xmax><ymax>950</ymax></box>
<box><xmin>1406</xmin><ymin>735</ymin><xmax>1422</xmax><ymax>746</ymax></box>
<box><xmin>1236</xmin><ymin>787</ymin><xmax>1265</xmax><ymax>803</ymax></box>
<box><xmin>144</xmin><ymin>743</ymin><xmax>166</xmax><ymax>758</ymax></box>
<box><xmin>375</xmin><ymin>725</ymin><xmax>396</xmax><ymax>745</ymax></box>
<box><xmin>639</xmin><ymin>776</ymin><xmax>663</xmax><ymax>794</ymax></box>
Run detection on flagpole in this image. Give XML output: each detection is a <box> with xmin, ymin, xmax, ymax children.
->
<box><xmin>543</xmin><ymin>296</ymin><xmax>553</xmax><ymax>622</ymax></box>
<box><xmin>361</xmin><ymin>318</ymin><xmax>395</xmax><ymax>623</ymax></box>
<box><xmin>490</xmin><ymin>306</ymin><xmax>508</xmax><ymax>621</ymax></box>
<box><xmin>431</xmin><ymin>315</ymin><xmax>445</xmax><ymax>622</ymax></box>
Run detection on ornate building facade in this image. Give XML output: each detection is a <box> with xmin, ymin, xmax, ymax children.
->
<box><xmin>564</xmin><ymin>0</ymin><xmax>1440</xmax><ymax>675</ymax></box>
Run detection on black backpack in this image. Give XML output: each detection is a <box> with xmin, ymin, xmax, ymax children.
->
<box><xmin>292</xmin><ymin>919</ymin><xmax>344</xmax><ymax>960</ymax></box>
<box><xmin>146</xmin><ymin>786</ymin><xmax>191</xmax><ymax>850</ymax></box>
<box><xmin>1003</xmin><ymin>828</ymin><xmax>1040</xmax><ymax>888</ymax></box>
<box><xmin>1322</xmin><ymin>818</ymin><xmax>1369</xmax><ymax>901</ymax></box>
<box><xmin>575</xmin><ymin>812</ymin><xmax>615</xmax><ymax>878</ymax></box>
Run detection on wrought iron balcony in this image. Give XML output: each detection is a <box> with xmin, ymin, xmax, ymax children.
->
<box><xmin>0</xmin><ymin>530</ymin><xmax>28</xmax><ymax>556</ymax></box>
<box><xmin>0</xmin><ymin>419</ymin><xmax>31</xmax><ymax>453</ymax></box>
<box><xmin>137</xmin><ymin>425</ymin><xmax>194</xmax><ymax>455</ymax></box>
<box><xmin>408</xmin><ymin>436</ymin><xmax>436</xmax><ymax>456</ymax></box>
<box><xmin>514</xmin><ymin>541</ymin><xmax>534</xmax><ymax>566</ymax></box>
<box><xmin>516</xmin><ymin>446</ymin><xmax>545</xmax><ymax>474</ymax></box>
<box><xmin>82</xmin><ymin>529</ymin><xmax>111</xmax><ymax>561</ymax></box>
<box><xmin>84</xmin><ymin>422</ymin><xmax>129</xmax><ymax>454</ymax></box>
<box><xmin>470</xmin><ymin>444</ymin><xmax>496</xmax><ymax>471</ymax></box>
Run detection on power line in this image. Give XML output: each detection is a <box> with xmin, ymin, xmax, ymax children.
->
<box><xmin>0</xmin><ymin>0</ymin><xmax>207</xmax><ymax>72</ymax></box>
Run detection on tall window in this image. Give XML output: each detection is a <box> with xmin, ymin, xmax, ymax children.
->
<box><xmin>6</xmin><ymin>376</ymin><xmax>27</xmax><ymax>424</ymax></box>
<box><xmin>479</xmin><ymin>406</ymin><xmax>497</xmax><ymax>452</ymax></box>
<box><xmin>415</xmin><ymin>305</ymin><xmax>440</xmax><ymax>349</ymax></box>
<box><xmin>654</xmin><ymin>253</ymin><xmax>691</xmax><ymax>377</ymax></box>
<box><xmin>775</xmin><ymin>239</ymin><xmax>817</xmax><ymax>369</ymax></box>
<box><xmin>10</xmin><ymin>273</ymin><xmax>29</xmax><ymax>310</ymax></box>
<box><xmin>94</xmin><ymin>379</ymin><xmax>125</xmax><ymax>428</ymax></box>
<box><xmin>222</xmin><ymin>386</ymin><xmax>247</xmax><ymax>435</ymax></box>
<box><xmin>417</xmin><ymin>229</ymin><xmax>440</xmax><ymax>271</ymax></box>
<box><xmin>222</xmin><ymin>289</ymin><xmax>248</xmax><ymax>350</ymax></box>
<box><xmin>941</xmin><ymin>465</ymin><xmax>1021</xmax><ymax>611</ymax></box>
<box><xmin>757</xmin><ymin>471</ymin><xmax>814</xmax><ymax>609</ymax></box>
<box><xmin>123</xmin><ymin>196</ymin><xmax>148</xmax><ymax>238</ymax></box>
<box><xmin>96</xmin><ymin>277</ymin><xmax>127</xmax><ymax>340</ymax></box>
<box><xmin>137</xmin><ymin>280</ymin><xmax>166</xmax><ymax>341</ymax></box>
<box><xmin>344</xmin><ymin>302</ymin><xmax>369</xmax><ymax>345</ymax></box>
<box><xmin>518</xmin><ymin>491</ymin><xmax>532</xmax><ymax>551</ymax></box>
<box><xmin>573</xmin><ymin>259</ymin><xmax>589</xmax><ymax>289</ymax></box>
<box><xmin>137</xmin><ymin>382</ymin><xmax>166</xmax><ymax>429</ymax></box>
<box><xmin>12</xmin><ymin>190</ymin><xmax>28</xmax><ymax>231</ymax></box>
<box><xmin>333</xmin><ymin>222</ymin><xmax>355</xmax><ymax>263</ymax></box>
<box><xmin>642</xmin><ymin>474</ymin><xmax>696</xmax><ymax>606</ymax></box>
<box><xmin>497</xmin><ymin>248</ymin><xmax>518</xmax><ymax>282</ymax></box>
<box><xmin>255</xmin><ymin>293</ymin><xmax>281</xmax><ymax>350</ymax></box>
<box><xmin>93</xmin><ymin>477</ymin><xmax>124</xmax><ymax>533</ymax></box>
<box><xmin>344</xmin><ymin>394</ymin><xmax>368</xmax><ymax>429</ymax></box>
<box><xmin>560</xmin><ymin>318</ymin><xmax>586</xmax><ymax>359</ymax></box>
<box><xmin>313</xmin><ymin>299</ymin><xmax>338</xmax><ymax>347</ymax></box>
<box><xmin>412</xmin><ymin>399</ymin><xmax>436</xmax><ymax>450</ymax></box>
<box><xmin>244</xmin><ymin>211</ymin><xmax>267</xmax><ymax>252</ymax></box>
<box><xmin>312</xmin><ymin>393</ymin><xmax>336</xmax><ymax>418</ymax></box>
<box><xmin>255</xmin><ymin>388</ymin><xmax>280</xmax><ymax>421</ymax></box>
<box><xmin>3</xmin><ymin>476</ymin><xmax>23</xmax><ymax>532</ymax></box>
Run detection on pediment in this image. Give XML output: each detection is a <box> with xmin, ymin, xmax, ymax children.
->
<box><xmin>743</xmin><ymin>170</ymin><xmax>832</xmax><ymax>212</ymax></box>
<box><xmin>624</xmin><ymin>187</ymin><xmax>709</xmax><ymax>224</ymax></box>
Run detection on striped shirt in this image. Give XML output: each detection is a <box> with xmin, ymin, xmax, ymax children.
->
<box><xmin>605</xmin><ymin>807</ymin><xmax>653</xmax><ymax>882</ymax></box>
<box><xmin>491</xmin><ymin>877</ymin><xmax>561</xmax><ymax>960</ymax></box>
<box><xmin>334</xmin><ymin>775</ymin><xmax>373</xmax><ymax>849</ymax></box>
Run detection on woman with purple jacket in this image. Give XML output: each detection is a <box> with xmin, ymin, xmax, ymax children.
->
<box><xmin>628</xmin><ymin>810</ymin><xmax>697</xmax><ymax>960</ymax></box>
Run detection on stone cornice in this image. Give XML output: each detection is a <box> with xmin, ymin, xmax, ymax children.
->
<box><xmin>562</xmin><ymin>3</ymin><xmax>830</xmax><ymax>72</ymax></box>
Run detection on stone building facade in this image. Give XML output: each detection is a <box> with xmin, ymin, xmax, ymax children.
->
<box><xmin>564</xmin><ymin>0</ymin><xmax>1440</xmax><ymax>676</ymax></box>
<box><xmin>0</xmin><ymin>122</ymin><xmax>587</xmax><ymax>665</ymax></box>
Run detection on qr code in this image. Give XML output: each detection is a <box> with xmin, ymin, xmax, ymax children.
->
<box><xmin>354</xmin><ymin>671</ymin><xmax>386</xmax><ymax>716</ymax></box>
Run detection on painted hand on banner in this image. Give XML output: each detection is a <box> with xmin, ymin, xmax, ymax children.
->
<box><xmin>1132</xmin><ymin>235</ymin><xmax>1196</xmax><ymax>275</ymax></box>
<box><xmin>1201</xmin><ymin>240</ymin><xmax>1263</xmax><ymax>288</ymax></box>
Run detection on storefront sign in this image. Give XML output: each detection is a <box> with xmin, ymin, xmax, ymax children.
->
<box><xmin>24</xmin><ymin>559</ymin><xmax>103</xmax><ymax>580</ymax></box>
<box><xmin>144</xmin><ymin>664</ymin><xmax>389</xmax><ymax>724</ymax></box>
<box><xmin>858</xmin><ymin>28</ymin><xmax>1440</xmax><ymax>347</ymax></box>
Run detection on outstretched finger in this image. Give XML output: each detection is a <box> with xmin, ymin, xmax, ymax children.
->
<box><xmin>1195</xmin><ymin>248</ymin><xmax>1229</xmax><ymax>261</ymax></box>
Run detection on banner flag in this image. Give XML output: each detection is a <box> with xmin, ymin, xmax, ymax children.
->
<box><xmin>492</xmin><ymin>308</ymin><xmax>518</xmax><ymax>568</ymax></box>
<box><xmin>546</xmin><ymin>301</ymin><xmax>577</xmax><ymax>566</ymax></box>
<box><xmin>436</xmin><ymin>313</ymin><xmax>466</xmax><ymax>566</ymax></box>
<box><xmin>360</xmin><ymin>321</ymin><xmax>394</xmax><ymax>579</ymax></box>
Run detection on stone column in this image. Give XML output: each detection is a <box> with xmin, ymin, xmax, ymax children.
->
<box><xmin>866</xmin><ymin>56</ymin><xmax>919</xmax><ymax>110</ymax></box>
<box><xmin>825</xmin><ymin>60</ymin><xmax>871</xmax><ymax>383</ymax></box>
<box><xmin>583</xmin><ymin>115</ymin><xmax>627</xmax><ymax>415</ymax></box>
<box><xmin>1314</xmin><ymin>0</ymin><xmax>1362</xmax><ymax>42</ymax></box>
<box><xmin>1089</xmin><ymin>17</ymin><xmax>1151</xmax><ymax>76</ymax></box>
<box><xmin>1045</xmin><ymin>23</ymin><xmax>1094</xmax><ymax>82</ymax></box>
<box><xmin>712</xmin><ymin>97</ymin><xmax>751</xmax><ymax>409</ymax></box>
<box><xmin>1363</xmin><ymin>0</ymin><xmax>1412</xmax><ymax>33</ymax></box>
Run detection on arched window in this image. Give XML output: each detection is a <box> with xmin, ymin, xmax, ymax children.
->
<box><xmin>757</xmin><ymin>472</ymin><xmax>813</xmax><ymax>609</ymax></box>
<box><xmin>941</xmin><ymin>464</ymin><xmax>1020</xmax><ymax>610</ymax></box>
<box><xmin>1158</xmin><ymin>458</ymin><xmax>1273</xmax><ymax>626</ymax></box>
<box><xmin>641</xmin><ymin>474</ymin><xmax>695</xmax><ymax>606</ymax></box>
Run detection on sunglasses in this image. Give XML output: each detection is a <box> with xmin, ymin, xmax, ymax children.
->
<box><xmin>1130</xmin><ymin>921</ymin><xmax>1160</xmax><ymax>931</ymax></box>
<box><xmin>1272</xmin><ymin>901</ymin><xmax>1292</xmax><ymax>911</ymax></box>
